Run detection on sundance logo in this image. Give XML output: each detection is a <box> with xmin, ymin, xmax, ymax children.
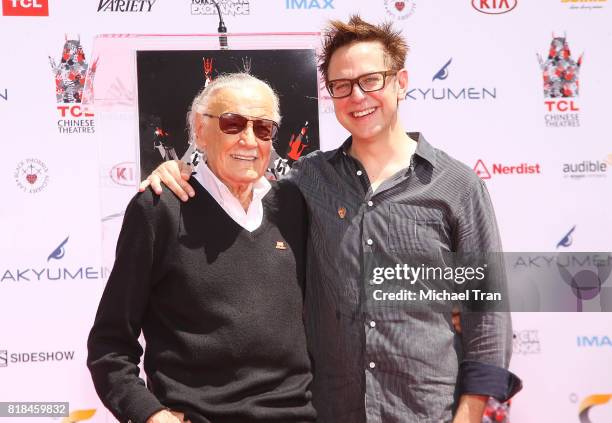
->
<box><xmin>474</xmin><ymin>159</ymin><xmax>541</xmax><ymax>179</ymax></box>
<box><xmin>471</xmin><ymin>0</ymin><xmax>517</xmax><ymax>14</ymax></box>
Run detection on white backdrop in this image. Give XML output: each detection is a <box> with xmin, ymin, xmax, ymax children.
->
<box><xmin>0</xmin><ymin>1</ymin><xmax>611</xmax><ymax>422</ymax></box>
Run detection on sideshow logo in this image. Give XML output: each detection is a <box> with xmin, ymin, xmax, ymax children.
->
<box><xmin>191</xmin><ymin>0</ymin><xmax>250</xmax><ymax>15</ymax></box>
<box><xmin>98</xmin><ymin>0</ymin><xmax>156</xmax><ymax>12</ymax></box>
<box><xmin>473</xmin><ymin>159</ymin><xmax>541</xmax><ymax>179</ymax></box>
<box><xmin>285</xmin><ymin>0</ymin><xmax>333</xmax><ymax>9</ymax></box>
<box><xmin>562</xmin><ymin>0</ymin><xmax>607</xmax><ymax>11</ymax></box>
<box><xmin>577</xmin><ymin>335</ymin><xmax>612</xmax><ymax>347</ymax></box>
<box><xmin>384</xmin><ymin>0</ymin><xmax>416</xmax><ymax>20</ymax></box>
<box><xmin>557</xmin><ymin>225</ymin><xmax>575</xmax><ymax>249</ymax></box>
<box><xmin>562</xmin><ymin>159</ymin><xmax>608</xmax><ymax>179</ymax></box>
<box><xmin>14</xmin><ymin>158</ymin><xmax>50</xmax><ymax>194</ymax></box>
<box><xmin>513</xmin><ymin>330</ymin><xmax>541</xmax><ymax>354</ymax></box>
<box><xmin>406</xmin><ymin>58</ymin><xmax>497</xmax><ymax>101</ymax></box>
<box><xmin>0</xmin><ymin>88</ymin><xmax>7</xmax><ymax>101</ymax></box>
<box><xmin>110</xmin><ymin>161</ymin><xmax>137</xmax><ymax>186</ymax></box>
<box><xmin>537</xmin><ymin>33</ymin><xmax>583</xmax><ymax>127</ymax></box>
<box><xmin>0</xmin><ymin>349</ymin><xmax>75</xmax><ymax>367</ymax></box>
<box><xmin>0</xmin><ymin>236</ymin><xmax>109</xmax><ymax>282</ymax></box>
<box><xmin>49</xmin><ymin>35</ymin><xmax>98</xmax><ymax>134</ymax></box>
<box><xmin>471</xmin><ymin>0</ymin><xmax>517</xmax><ymax>14</ymax></box>
<box><xmin>1</xmin><ymin>0</ymin><xmax>49</xmax><ymax>16</ymax></box>
<box><xmin>578</xmin><ymin>394</ymin><xmax>612</xmax><ymax>423</ymax></box>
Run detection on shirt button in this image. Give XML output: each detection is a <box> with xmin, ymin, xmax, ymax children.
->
<box><xmin>367</xmin><ymin>200</ymin><xmax>374</xmax><ymax>207</ymax></box>
<box><xmin>369</xmin><ymin>361</ymin><xmax>376</xmax><ymax>369</ymax></box>
<box><xmin>356</xmin><ymin>170</ymin><xmax>363</xmax><ymax>176</ymax></box>
<box><xmin>369</xmin><ymin>321</ymin><xmax>376</xmax><ymax>328</ymax></box>
<box><xmin>366</xmin><ymin>238</ymin><xmax>373</xmax><ymax>246</ymax></box>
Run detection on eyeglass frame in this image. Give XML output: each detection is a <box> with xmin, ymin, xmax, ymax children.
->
<box><xmin>201</xmin><ymin>112</ymin><xmax>280</xmax><ymax>142</ymax></box>
<box><xmin>325</xmin><ymin>70</ymin><xmax>399</xmax><ymax>99</ymax></box>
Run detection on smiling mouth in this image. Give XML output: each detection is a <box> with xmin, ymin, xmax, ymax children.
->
<box><xmin>231</xmin><ymin>154</ymin><xmax>257</xmax><ymax>161</ymax></box>
<box><xmin>352</xmin><ymin>107</ymin><xmax>376</xmax><ymax>118</ymax></box>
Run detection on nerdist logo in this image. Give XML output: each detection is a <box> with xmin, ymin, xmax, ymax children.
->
<box><xmin>537</xmin><ymin>33</ymin><xmax>583</xmax><ymax>128</ymax></box>
<box><xmin>191</xmin><ymin>0</ymin><xmax>249</xmax><ymax>15</ymax></box>
<box><xmin>2</xmin><ymin>0</ymin><xmax>49</xmax><ymax>16</ymax></box>
<box><xmin>562</xmin><ymin>158</ymin><xmax>608</xmax><ymax>179</ymax></box>
<box><xmin>471</xmin><ymin>0</ymin><xmax>517</xmax><ymax>14</ymax></box>
<box><xmin>473</xmin><ymin>159</ymin><xmax>541</xmax><ymax>179</ymax></box>
<box><xmin>0</xmin><ymin>349</ymin><xmax>75</xmax><ymax>367</ymax></box>
<box><xmin>513</xmin><ymin>330</ymin><xmax>541</xmax><ymax>354</ymax></box>
<box><xmin>98</xmin><ymin>0</ymin><xmax>157</xmax><ymax>12</ymax></box>
<box><xmin>285</xmin><ymin>0</ymin><xmax>333</xmax><ymax>9</ymax></box>
<box><xmin>406</xmin><ymin>58</ymin><xmax>497</xmax><ymax>101</ymax></box>
<box><xmin>384</xmin><ymin>0</ymin><xmax>416</xmax><ymax>20</ymax></box>
<box><xmin>0</xmin><ymin>236</ymin><xmax>109</xmax><ymax>283</ymax></box>
<box><xmin>14</xmin><ymin>158</ymin><xmax>50</xmax><ymax>194</ymax></box>
<box><xmin>49</xmin><ymin>35</ymin><xmax>98</xmax><ymax>135</ymax></box>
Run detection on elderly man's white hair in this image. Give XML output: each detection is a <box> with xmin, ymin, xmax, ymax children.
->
<box><xmin>187</xmin><ymin>72</ymin><xmax>282</xmax><ymax>145</ymax></box>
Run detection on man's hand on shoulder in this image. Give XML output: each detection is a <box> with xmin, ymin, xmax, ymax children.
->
<box><xmin>146</xmin><ymin>409</ymin><xmax>189</xmax><ymax>423</ymax></box>
<box><xmin>139</xmin><ymin>160</ymin><xmax>195</xmax><ymax>202</ymax></box>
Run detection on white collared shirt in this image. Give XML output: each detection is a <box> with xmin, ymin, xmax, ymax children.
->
<box><xmin>193</xmin><ymin>161</ymin><xmax>272</xmax><ymax>232</ymax></box>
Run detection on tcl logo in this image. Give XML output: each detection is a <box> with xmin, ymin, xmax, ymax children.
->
<box><xmin>57</xmin><ymin>105</ymin><xmax>94</xmax><ymax>118</ymax></box>
<box><xmin>544</xmin><ymin>99</ymin><xmax>579</xmax><ymax>112</ymax></box>
<box><xmin>471</xmin><ymin>0</ymin><xmax>517</xmax><ymax>14</ymax></box>
<box><xmin>2</xmin><ymin>0</ymin><xmax>49</xmax><ymax>16</ymax></box>
<box><xmin>110</xmin><ymin>162</ymin><xmax>137</xmax><ymax>186</ymax></box>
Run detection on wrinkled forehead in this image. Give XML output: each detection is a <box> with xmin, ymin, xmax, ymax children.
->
<box><xmin>205</xmin><ymin>85</ymin><xmax>275</xmax><ymax>118</ymax></box>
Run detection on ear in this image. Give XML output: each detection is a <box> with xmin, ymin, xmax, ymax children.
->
<box><xmin>395</xmin><ymin>68</ymin><xmax>409</xmax><ymax>100</ymax></box>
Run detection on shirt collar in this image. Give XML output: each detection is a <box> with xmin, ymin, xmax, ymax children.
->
<box><xmin>332</xmin><ymin>132</ymin><xmax>437</xmax><ymax>168</ymax></box>
<box><xmin>195</xmin><ymin>160</ymin><xmax>271</xmax><ymax>207</ymax></box>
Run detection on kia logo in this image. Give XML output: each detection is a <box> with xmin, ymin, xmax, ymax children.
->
<box><xmin>110</xmin><ymin>162</ymin><xmax>137</xmax><ymax>186</ymax></box>
<box><xmin>471</xmin><ymin>0</ymin><xmax>517</xmax><ymax>15</ymax></box>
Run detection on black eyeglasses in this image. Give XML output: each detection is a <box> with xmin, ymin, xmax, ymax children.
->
<box><xmin>202</xmin><ymin>112</ymin><xmax>279</xmax><ymax>141</ymax></box>
<box><xmin>326</xmin><ymin>70</ymin><xmax>398</xmax><ymax>99</ymax></box>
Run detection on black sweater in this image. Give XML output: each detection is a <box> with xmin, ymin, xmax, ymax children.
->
<box><xmin>87</xmin><ymin>178</ymin><xmax>315</xmax><ymax>423</ymax></box>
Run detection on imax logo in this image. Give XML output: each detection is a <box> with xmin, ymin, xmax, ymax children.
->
<box><xmin>285</xmin><ymin>0</ymin><xmax>334</xmax><ymax>9</ymax></box>
<box><xmin>577</xmin><ymin>336</ymin><xmax>612</xmax><ymax>347</ymax></box>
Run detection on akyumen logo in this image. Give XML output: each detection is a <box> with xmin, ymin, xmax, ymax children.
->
<box><xmin>0</xmin><ymin>236</ymin><xmax>108</xmax><ymax>282</ymax></box>
<box><xmin>557</xmin><ymin>225</ymin><xmax>575</xmax><ymax>249</ymax></box>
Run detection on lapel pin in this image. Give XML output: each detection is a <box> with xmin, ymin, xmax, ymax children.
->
<box><xmin>275</xmin><ymin>241</ymin><xmax>287</xmax><ymax>250</ymax></box>
<box><xmin>338</xmin><ymin>207</ymin><xmax>347</xmax><ymax>219</ymax></box>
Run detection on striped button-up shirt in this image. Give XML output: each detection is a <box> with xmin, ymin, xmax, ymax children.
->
<box><xmin>286</xmin><ymin>133</ymin><xmax>521</xmax><ymax>423</ymax></box>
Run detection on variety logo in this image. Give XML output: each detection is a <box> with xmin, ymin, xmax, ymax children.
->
<box><xmin>537</xmin><ymin>33</ymin><xmax>583</xmax><ymax>127</ymax></box>
<box><xmin>14</xmin><ymin>158</ymin><xmax>50</xmax><ymax>194</ymax></box>
<box><xmin>98</xmin><ymin>0</ymin><xmax>156</xmax><ymax>12</ymax></box>
<box><xmin>556</xmin><ymin>225</ymin><xmax>575</xmax><ymax>249</ymax></box>
<box><xmin>406</xmin><ymin>58</ymin><xmax>497</xmax><ymax>101</ymax></box>
<box><xmin>579</xmin><ymin>394</ymin><xmax>612</xmax><ymax>423</ymax></box>
<box><xmin>191</xmin><ymin>0</ymin><xmax>250</xmax><ymax>15</ymax></box>
<box><xmin>384</xmin><ymin>0</ymin><xmax>416</xmax><ymax>20</ymax></box>
<box><xmin>513</xmin><ymin>330</ymin><xmax>541</xmax><ymax>354</ymax></box>
<box><xmin>473</xmin><ymin>159</ymin><xmax>541</xmax><ymax>179</ymax></box>
<box><xmin>1</xmin><ymin>0</ymin><xmax>49</xmax><ymax>16</ymax></box>
<box><xmin>471</xmin><ymin>0</ymin><xmax>517</xmax><ymax>14</ymax></box>
<box><xmin>0</xmin><ymin>349</ymin><xmax>76</xmax><ymax>367</ymax></box>
<box><xmin>49</xmin><ymin>35</ymin><xmax>98</xmax><ymax>134</ymax></box>
<box><xmin>0</xmin><ymin>88</ymin><xmax>7</xmax><ymax>101</ymax></box>
<box><xmin>286</xmin><ymin>0</ymin><xmax>333</xmax><ymax>9</ymax></box>
<box><xmin>61</xmin><ymin>409</ymin><xmax>97</xmax><ymax>423</ymax></box>
<box><xmin>0</xmin><ymin>236</ymin><xmax>109</xmax><ymax>283</ymax></box>
<box><xmin>562</xmin><ymin>0</ymin><xmax>607</xmax><ymax>11</ymax></box>
<box><xmin>562</xmin><ymin>159</ymin><xmax>608</xmax><ymax>179</ymax></box>
<box><xmin>577</xmin><ymin>335</ymin><xmax>612</xmax><ymax>347</ymax></box>
<box><xmin>110</xmin><ymin>161</ymin><xmax>137</xmax><ymax>186</ymax></box>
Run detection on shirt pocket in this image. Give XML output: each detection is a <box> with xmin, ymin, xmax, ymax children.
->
<box><xmin>387</xmin><ymin>204</ymin><xmax>446</xmax><ymax>253</ymax></box>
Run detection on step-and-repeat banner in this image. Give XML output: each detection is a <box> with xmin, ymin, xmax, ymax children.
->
<box><xmin>0</xmin><ymin>1</ymin><xmax>611</xmax><ymax>422</ymax></box>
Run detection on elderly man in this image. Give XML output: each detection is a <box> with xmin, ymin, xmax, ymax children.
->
<box><xmin>142</xmin><ymin>16</ymin><xmax>521</xmax><ymax>423</ymax></box>
<box><xmin>87</xmin><ymin>73</ymin><xmax>316</xmax><ymax>423</ymax></box>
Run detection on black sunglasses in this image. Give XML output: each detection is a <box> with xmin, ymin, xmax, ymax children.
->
<box><xmin>202</xmin><ymin>112</ymin><xmax>279</xmax><ymax>141</ymax></box>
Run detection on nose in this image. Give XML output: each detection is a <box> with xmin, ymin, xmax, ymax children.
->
<box><xmin>348</xmin><ymin>82</ymin><xmax>367</xmax><ymax>101</ymax></box>
<box><xmin>239</xmin><ymin>122</ymin><xmax>258</xmax><ymax>147</ymax></box>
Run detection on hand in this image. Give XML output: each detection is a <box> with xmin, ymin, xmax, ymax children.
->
<box><xmin>146</xmin><ymin>409</ymin><xmax>186</xmax><ymax>423</ymax></box>
<box><xmin>139</xmin><ymin>160</ymin><xmax>194</xmax><ymax>202</ymax></box>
